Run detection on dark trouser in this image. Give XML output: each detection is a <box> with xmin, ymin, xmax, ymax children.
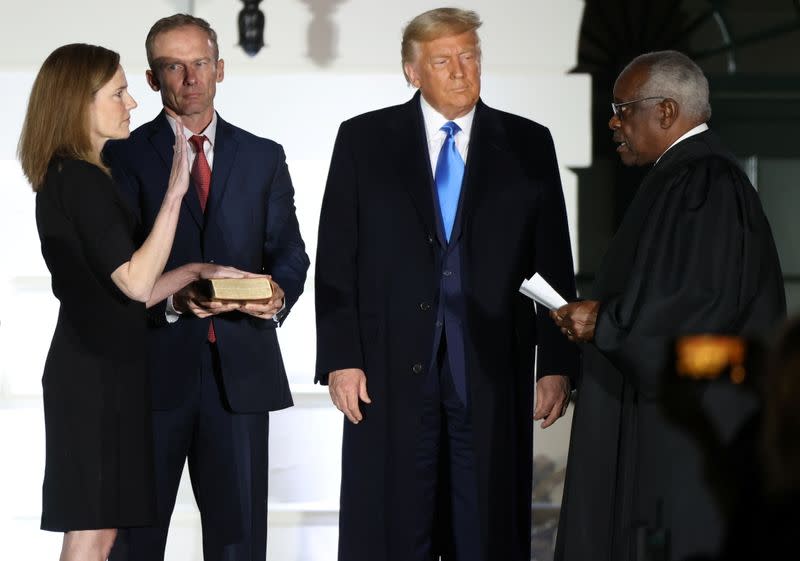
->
<box><xmin>414</xmin><ymin>340</ymin><xmax>483</xmax><ymax>561</ymax></box>
<box><xmin>110</xmin><ymin>343</ymin><xmax>269</xmax><ymax>561</ymax></box>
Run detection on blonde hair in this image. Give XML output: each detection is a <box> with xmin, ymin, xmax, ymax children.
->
<box><xmin>401</xmin><ymin>8</ymin><xmax>482</xmax><ymax>83</ymax></box>
<box><xmin>18</xmin><ymin>43</ymin><xmax>120</xmax><ymax>191</ymax></box>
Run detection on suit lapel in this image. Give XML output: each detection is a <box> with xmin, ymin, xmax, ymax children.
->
<box><xmin>388</xmin><ymin>93</ymin><xmax>439</xmax><ymax>243</ymax></box>
<box><xmin>206</xmin><ymin>116</ymin><xmax>238</xmax><ymax>227</ymax></box>
<box><xmin>456</xmin><ymin>100</ymin><xmax>498</xmax><ymax>242</ymax></box>
<box><xmin>148</xmin><ymin>112</ymin><xmax>204</xmax><ymax>228</ymax></box>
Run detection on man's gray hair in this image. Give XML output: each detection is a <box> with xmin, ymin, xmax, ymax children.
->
<box><xmin>625</xmin><ymin>50</ymin><xmax>712</xmax><ymax>122</ymax></box>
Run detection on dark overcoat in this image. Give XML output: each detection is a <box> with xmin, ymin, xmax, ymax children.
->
<box><xmin>555</xmin><ymin>130</ymin><xmax>786</xmax><ymax>561</ymax></box>
<box><xmin>315</xmin><ymin>93</ymin><xmax>579</xmax><ymax>561</ymax></box>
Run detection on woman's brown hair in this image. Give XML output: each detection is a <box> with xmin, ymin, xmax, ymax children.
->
<box><xmin>18</xmin><ymin>43</ymin><xmax>120</xmax><ymax>191</ymax></box>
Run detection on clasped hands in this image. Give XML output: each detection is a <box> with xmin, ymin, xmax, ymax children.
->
<box><xmin>550</xmin><ymin>300</ymin><xmax>600</xmax><ymax>343</ymax></box>
<box><xmin>174</xmin><ymin>265</ymin><xmax>285</xmax><ymax>321</ymax></box>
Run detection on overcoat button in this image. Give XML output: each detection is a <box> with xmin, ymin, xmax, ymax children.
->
<box><xmin>412</xmin><ymin>363</ymin><xmax>423</xmax><ymax>374</ymax></box>
<box><xmin>419</xmin><ymin>302</ymin><xmax>431</xmax><ymax>311</ymax></box>
<box><xmin>426</xmin><ymin>234</ymin><xmax>434</xmax><ymax>244</ymax></box>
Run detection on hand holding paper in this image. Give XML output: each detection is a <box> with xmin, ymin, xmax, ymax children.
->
<box><xmin>549</xmin><ymin>300</ymin><xmax>600</xmax><ymax>343</ymax></box>
<box><xmin>520</xmin><ymin>273</ymin><xmax>598</xmax><ymax>343</ymax></box>
<box><xmin>519</xmin><ymin>273</ymin><xmax>568</xmax><ymax>310</ymax></box>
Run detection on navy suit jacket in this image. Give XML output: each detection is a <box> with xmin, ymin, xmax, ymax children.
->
<box><xmin>105</xmin><ymin>112</ymin><xmax>309</xmax><ymax>413</ymax></box>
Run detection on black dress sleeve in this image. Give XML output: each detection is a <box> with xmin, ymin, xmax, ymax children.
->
<box><xmin>57</xmin><ymin>159</ymin><xmax>136</xmax><ymax>278</ymax></box>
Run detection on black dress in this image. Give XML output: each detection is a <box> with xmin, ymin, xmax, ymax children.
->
<box><xmin>36</xmin><ymin>157</ymin><xmax>155</xmax><ymax>531</ymax></box>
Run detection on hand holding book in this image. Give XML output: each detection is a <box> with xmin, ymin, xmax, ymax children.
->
<box><xmin>172</xmin><ymin>265</ymin><xmax>282</xmax><ymax>320</ymax></box>
<box><xmin>196</xmin><ymin>268</ymin><xmax>284</xmax><ymax>321</ymax></box>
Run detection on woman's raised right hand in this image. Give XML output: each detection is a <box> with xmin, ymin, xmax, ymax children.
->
<box><xmin>167</xmin><ymin>116</ymin><xmax>190</xmax><ymax>197</ymax></box>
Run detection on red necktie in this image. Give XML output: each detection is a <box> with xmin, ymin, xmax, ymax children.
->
<box><xmin>189</xmin><ymin>135</ymin><xmax>211</xmax><ymax>211</ymax></box>
<box><xmin>189</xmin><ymin>134</ymin><xmax>216</xmax><ymax>343</ymax></box>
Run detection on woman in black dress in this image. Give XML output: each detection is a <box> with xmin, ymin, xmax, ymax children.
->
<box><xmin>17</xmin><ymin>44</ymin><xmax>242</xmax><ymax>561</ymax></box>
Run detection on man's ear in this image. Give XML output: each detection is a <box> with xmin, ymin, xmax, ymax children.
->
<box><xmin>146</xmin><ymin>69</ymin><xmax>160</xmax><ymax>92</ymax></box>
<box><xmin>403</xmin><ymin>62</ymin><xmax>420</xmax><ymax>88</ymax></box>
<box><xmin>659</xmin><ymin>98</ymin><xmax>679</xmax><ymax>129</ymax></box>
<box><xmin>216</xmin><ymin>59</ymin><xmax>225</xmax><ymax>83</ymax></box>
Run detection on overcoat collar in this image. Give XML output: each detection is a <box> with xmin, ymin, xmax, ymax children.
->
<box><xmin>385</xmin><ymin>92</ymin><xmax>437</xmax><ymax>242</ymax></box>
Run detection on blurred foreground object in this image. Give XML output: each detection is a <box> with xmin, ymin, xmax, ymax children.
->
<box><xmin>676</xmin><ymin>335</ymin><xmax>748</xmax><ymax>384</ymax></box>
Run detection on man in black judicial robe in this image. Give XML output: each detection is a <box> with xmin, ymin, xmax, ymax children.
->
<box><xmin>552</xmin><ymin>51</ymin><xmax>786</xmax><ymax>561</ymax></box>
<box><xmin>315</xmin><ymin>8</ymin><xmax>578</xmax><ymax>561</ymax></box>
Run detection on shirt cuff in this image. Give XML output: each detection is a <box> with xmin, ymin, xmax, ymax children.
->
<box><xmin>165</xmin><ymin>294</ymin><xmax>182</xmax><ymax>324</ymax></box>
<box><xmin>272</xmin><ymin>299</ymin><xmax>286</xmax><ymax>324</ymax></box>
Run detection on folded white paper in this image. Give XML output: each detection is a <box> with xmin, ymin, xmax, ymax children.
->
<box><xmin>519</xmin><ymin>273</ymin><xmax>568</xmax><ymax>310</ymax></box>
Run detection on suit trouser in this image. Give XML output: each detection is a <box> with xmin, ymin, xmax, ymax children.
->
<box><xmin>110</xmin><ymin>343</ymin><xmax>269</xmax><ymax>561</ymax></box>
<box><xmin>414</xmin><ymin>339</ymin><xmax>484</xmax><ymax>561</ymax></box>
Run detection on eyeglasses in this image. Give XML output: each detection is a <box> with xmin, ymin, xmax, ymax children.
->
<box><xmin>611</xmin><ymin>96</ymin><xmax>665</xmax><ymax>118</ymax></box>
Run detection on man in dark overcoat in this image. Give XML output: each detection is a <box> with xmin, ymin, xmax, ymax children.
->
<box><xmin>552</xmin><ymin>50</ymin><xmax>786</xmax><ymax>561</ymax></box>
<box><xmin>315</xmin><ymin>7</ymin><xmax>579</xmax><ymax>561</ymax></box>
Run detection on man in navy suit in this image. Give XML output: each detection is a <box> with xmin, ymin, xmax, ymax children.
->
<box><xmin>315</xmin><ymin>8</ymin><xmax>578</xmax><ymax>561</ymax></box>
<box><xmin>105</xmin><ymin>14</ymin><xmax>309</xmax><ymax>561</ymax></box>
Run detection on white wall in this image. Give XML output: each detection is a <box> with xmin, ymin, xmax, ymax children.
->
<box><xmin>0</xmin><ymin>1</ymin><xmax>589</xmax><ymax>559</ymax></box>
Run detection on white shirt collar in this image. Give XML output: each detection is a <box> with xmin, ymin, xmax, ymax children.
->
<box><xmin>165</xmin><ymin>111</ymin><xmax>218</xmax><ymax>148</ymax></box>
<box><xmin>656</xmin><ymin>123</ymin><xmax>709</xmax><ymax>164</ymax></box>
<box><xmin>419</xmin><ymin>94</ymin><xmax>475</xmax><ymax>141</ymax></box>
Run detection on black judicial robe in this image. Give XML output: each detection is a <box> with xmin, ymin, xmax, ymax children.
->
<box><xmin>554</xmin><ymin>130</ymin><xmax>786</xmax><ymax>561</ymax></box>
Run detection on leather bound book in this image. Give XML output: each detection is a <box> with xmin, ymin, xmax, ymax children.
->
<box><xmin>198</xmin><ymin>277</ymin><xmax>273</xmax><ymax>301</ymax></box>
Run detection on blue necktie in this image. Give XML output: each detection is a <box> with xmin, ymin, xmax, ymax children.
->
<box><xmin>434</xmin><ymin>121</ymin><xmax>465</xmax><ymax>242</ymax></box>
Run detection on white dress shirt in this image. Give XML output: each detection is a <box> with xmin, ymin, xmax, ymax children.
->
<box><xmin>166</xmin><ymin>112</ymin><xmax>218</xmax><ymax>171</ymax></box>
<box><xmin>162</xmin><ymin>112</ymin><xmax>284</xmax><ymax>324</ymax></box>
<box><xmin>164</xmin><ymin>114</ymin><xmax>215</xmax><ymax>323</ymax></box>
<box><xmin>419</xmin><ymin>95</ymin><xmax>475</xmax><ymax>173</ymax></box>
